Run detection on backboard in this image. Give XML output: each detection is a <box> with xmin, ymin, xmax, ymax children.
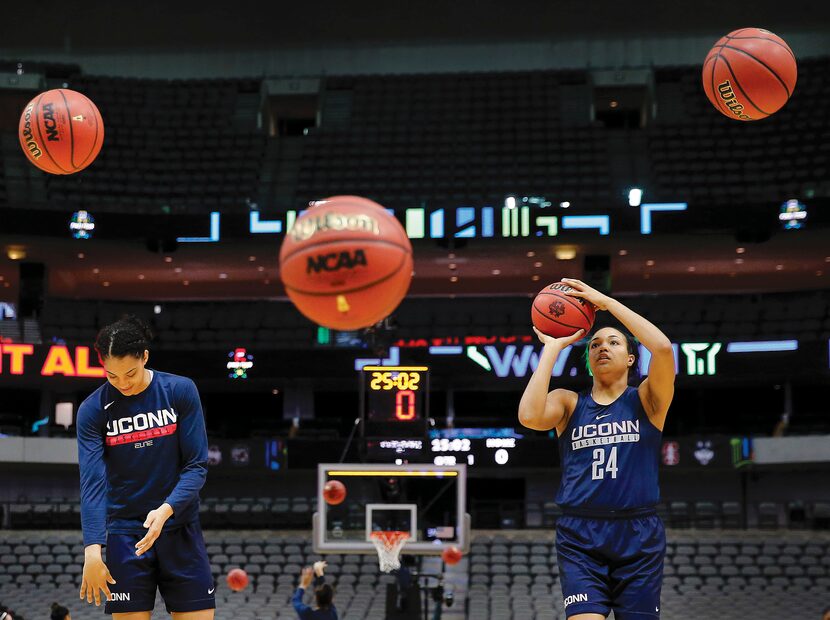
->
<box><xmin>312</xmin><ymin>463</ymin><xmax>469</xmax><ymax>555</ymax></box>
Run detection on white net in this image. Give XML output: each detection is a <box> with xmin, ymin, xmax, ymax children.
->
<box><xmin>370</xmin><ymin>531</ymin><xmax>409</xmax><ymax>573</ymax></box>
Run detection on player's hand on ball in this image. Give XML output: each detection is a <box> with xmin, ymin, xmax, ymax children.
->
<box><xmin>313</xmin><ymin>560</ymin><xmax>328</xmax><ymax>577</ymax></box>
<box><xmin>560</xmin><ymin>278</ymin><xmax>609</xmax><ymax>311</ymax></box>
<box><xmin>533</xmin><ymin>326</ymin><xmax>585</xmax><ymax>348</ymax></box>
<box><xmin>80</xmin><ymin>548</ymin><xmax>116</xmax><ymax>606</ymax></box>
<box><xmin>135</xmin><ymin>503</ymin><xmax>174</xmax><ymax>556</ymax></box>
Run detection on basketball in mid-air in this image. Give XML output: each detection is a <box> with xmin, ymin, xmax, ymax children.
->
<box><xmin>442</xmin><ymin>546</ymin><xmax>463</xmax><ymax>565</ymax></box>
<box><xmin>323</xmin><ymin>480</ymin><xmax>347</xmax><ymax>506</ymax></box>
<box><xmin>702</xmin><ymin>28</ymin><xmax>797</xmax><ymax>121</ymax></box>
<box><xmin>279</xmin><ymin>195</ymin><xmax>413</xmax><ymax>331</ymax></box>
<box><xmin>226</xmin><ymin>568</ymin><xmax>249</xmax><ymax>592</ymax></box>
<box><xmin>19</xmin><ymin>88</ymin><xmax>104</xmax><ymax>174</ymax></box>
<box><xmin>532</xmin><ymin>282</ymin><xmax>595</xmax><ymax>338</ymax></box>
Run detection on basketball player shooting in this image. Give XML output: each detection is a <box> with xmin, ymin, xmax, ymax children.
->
<box><xmin>518</xmin><ymin>278</ymin><xmax>675</xmax><ymax>620</ymax></box>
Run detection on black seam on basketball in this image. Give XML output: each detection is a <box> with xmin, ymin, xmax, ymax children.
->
<box><xmin>535</xmin><ymin>292</ymin><xmax>593</xmax><ymax>324</ymax></box>
<box><xmin>280</xmin><ymin>236</ymin><xmax>411</xmax><ymax>265</ymax></box>
<box><xmin>531</xmin><ymin>305</ymin><xmax>583</xmax><ymax>331</ymax></box>
<box><xmin>283</xmin><ymin>247</ymin><xmax>409</xmax><ymax>296</ymax></box>
<box><xmin>72</xmin><ymin>93</ymin><xmax>100</xmax><ymax>169</ymax></box>
<box><xmin>58</xmin><ymin>90</ymin><xmax>78</xmax><ymax>170</ymax></box>
<box><xmin>725</xmin><ymin>35</ymin><xmax>796</xmax><ymax>63</ymax></box>
<box><xmin>717</xmin><ymin>53</ymin><xmax>771</xmax><ymax>116</ymax></box>
<box><xmin>728</xmin><ymin>28</ymin><xmax>752</xmax><ymax>38</ymax></box>
<box><xmin>718</xmin><ymin>44</ymin><xmax>792</xmax><ymax>98</ymax></box>
<box><xmin>33</xmin><ymin>93</ymin><xmax>71</xmax><ymax>174</ymax></box>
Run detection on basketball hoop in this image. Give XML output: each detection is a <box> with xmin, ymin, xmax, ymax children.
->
<box><xmin>370</xmin><ymin>530</ymin><xmax>409</xmax><ymax>572</ymax></box>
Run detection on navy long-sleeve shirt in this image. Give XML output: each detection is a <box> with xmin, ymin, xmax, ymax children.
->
<box><xmin>77</xmin><ymin>370</ymin><xmax>208</xmax><ymax>547</ymax></box>
<box><xmin>293</xmin><ymin>576</ymin><xmax>338</xmax><ymax>620</ymax></box>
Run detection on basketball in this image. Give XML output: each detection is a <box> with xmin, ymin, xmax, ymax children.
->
<box><xmin>278</xmin><ymin>195</ymin><xmax>413</xmax><ymax>330</ymax></box>
<box><xmin>441</xmin><ymin>545</ymin><xmax>463</xmax><ymax>565</ymax></box>
<box><xmin>323</xmin><ymin>480</ymin><xmax>347</xmax><ymax>505</ymax></box>
<box><xmin>532</xmin><ymin>282</ymin><xmax>595</xmax><ymax>338</ymax></box>
<box><xmin>18</xmin><ymin>88</ymin><xmax>104</xmax><ymax>174</ymax></box>
<box><xmin>226</xmin><ymin>568</ymin><xmax>248</xmax><ymax>592</ymax></box>
<box><xmin>702</xmin><ymin>28</ymin><xmax>797</xmax><ymax>121</ymax></box>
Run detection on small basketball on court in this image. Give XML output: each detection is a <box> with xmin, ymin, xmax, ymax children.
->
<box><xmin>702</xmin><ymin>28</ymin><xmax>797</xmax><ymax>120</ymax></box>
<box><xmin>278</xmin><ymin>195</ymin><xmax>413</xmax><ymax>330</ymax></box>
<box><xmin>532</xmin><ymin>282</ymin><xmax>595</xmax><ymax>338</ymax></box>
<box><xmin>441</xmin><ymin>545</ymin><xmax>463</xmax><ymax>565</ymax></box>
<box><xmin>323</xmin><ymin>479</ymin><xmax>347</xmax><ymax>505</ymax></box>
<box><xmin>18</xmin><ymin>88</ymin><xmax>105</xmax><ymax>174</ymax></box>
<box><xmin>226</xmin><ymin>567</ymin><xmax>249</xmax><ymax>592</ymax></box>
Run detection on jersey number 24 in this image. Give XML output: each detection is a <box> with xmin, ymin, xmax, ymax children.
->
<box><xmin>591</xmin><ymin>447</ymin><xmax>618</xmax><ymax>480</ymax></box>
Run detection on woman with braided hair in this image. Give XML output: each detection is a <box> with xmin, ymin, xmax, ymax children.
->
<box><xmin>77</xmin><ymin>315</ymin><xmax>214</xmax><ymax>619</ymax></box>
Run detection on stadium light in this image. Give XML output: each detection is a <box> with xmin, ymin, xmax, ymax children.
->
<box><xmin>628</xmin><ymin>187</ymin><xmax>643</xmax><ymax>207</ymax></box>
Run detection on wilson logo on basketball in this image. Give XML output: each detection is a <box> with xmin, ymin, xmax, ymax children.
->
<box><xmin>20</xmin><ymin>104</ymin><xmax>43</xmax><ymax>159</ymax></box>
<box><xmin>548</xmin><ymin>300</ymin><xmax>566</xmax><ymax>318</ymax></box>
<box><xmin>290</xmin><ymin>212</ymin><xmax>380</xmax><ymax>242</ymax></box>
<box><xmin>41</xmin><ymin>102</ymin><xmax>61</xmax><ymax>141</ymax></box>
<box><xmin>307</xmin><ymin>249</ymin><xmax>368</xmax><ymax>274</ymax></box>
<box><xmin>717</xmin><ymin>80</ymin><xmax>751</xmax><ymax>120</ymax></box>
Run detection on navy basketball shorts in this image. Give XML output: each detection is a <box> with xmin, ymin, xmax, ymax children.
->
<box><xmin>555</xmin><ymin>513</ymin><xmax>665</xmax><ymax>619</ymax></box>
<box><xmin>104</xmin><ymin>521</ymin><xmax>216</xmax><ymax>614</ymax></box>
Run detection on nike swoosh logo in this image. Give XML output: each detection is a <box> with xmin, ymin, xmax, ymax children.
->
<box><xmin>104</xmin><ymin>401</ymin><xmax>115</xmax><ymax>410</ymax></box>
<box><xmin>208</xmin><ymin>588</ymin><xmax>215</xmax><ymax>594</ymax></box>
<box><xmin>596</xmin><ymin>413</ymin><xmax>612</xmax><ymax>420</ymax></box>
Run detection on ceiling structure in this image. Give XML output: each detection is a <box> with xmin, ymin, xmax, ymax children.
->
<box><xmin>1</xmin><ymin>0</ymin><xmax>828</xmax><ymax>53</ymax></box>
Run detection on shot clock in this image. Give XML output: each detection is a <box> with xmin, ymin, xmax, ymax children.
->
<box><xmin>360</xmin><ymin>365</ymin><xmax>429</xmax><ymax>441</ymax></box>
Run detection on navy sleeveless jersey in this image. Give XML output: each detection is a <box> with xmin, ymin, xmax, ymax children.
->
<box><xmin>555</xmin><ymin>386</ymin><xmax>662</xmax><ymax>511</ymax></box>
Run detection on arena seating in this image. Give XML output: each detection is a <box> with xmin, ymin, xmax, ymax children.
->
<box><xmin>37</xmin><ymin>289</ymin><xmax>830</xmax><ymax>351</ymax></box>
<box><xmin>1</xmin><ymin>528</ymin><xmax>828</xmax><ymax>619</ymax></box>
<box><xmin>31</xmin><ymin>75</ymin><xmax>265</xmax><ymax>214</ymax></box>
<box><xmin>3</xmin><ymin>57</ymin><xmax>827</xmax><ymax>215</ymax></box>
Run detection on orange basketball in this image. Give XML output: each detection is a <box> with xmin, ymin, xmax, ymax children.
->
<box><xmin>441</xmin><ymin>546</ymin><xmax>463</xmax><ymax>565</ymax></box>
<box><xmin>226</xmin><ymin>568</ymin><xmax>249</xmax><ymax>592</ymax></box>
<box><xmin>279</xmin><ymin>196</ymin><xmax>413</xmax><ymax>330</ymax></box>
<box><xmin>532</xmin><ymin>282</ymin><xmax>595</xmax><ymax>339</ymax></box>
<box><xmin>18</xmin><ymin>89</ymin><xmax>104</xmax><ymax>174</ymax></box>
<box><xmin>702</xmin><ymin>28</ymin><xmax>797</xmax><ymax>121</ymax></box>
<box><xmin>323</xmin><ymin>480</ymin><xmax>347</xmax><ymax>506</ymax></box>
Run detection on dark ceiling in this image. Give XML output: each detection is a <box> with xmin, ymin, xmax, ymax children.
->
<box><xmin>2</xmin><ymin>0</ymin><xmax>828</xmax><ymax>52</ymax></box>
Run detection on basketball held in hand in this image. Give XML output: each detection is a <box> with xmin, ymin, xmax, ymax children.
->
<box><xmin>532</xmin><ymin>282</ymin><xmax>595</xmax><ymax>338</ymax></box>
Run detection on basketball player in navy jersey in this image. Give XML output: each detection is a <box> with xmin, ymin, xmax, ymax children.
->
<box><xmin>519</xmin><ymin>278</ymin><xmax>675</xmax><ymax>620</ymax></box>
<box><xmin>77</xmin><ymin>316</ymin><xmax>215</xmax><ymax>619</ymax></box>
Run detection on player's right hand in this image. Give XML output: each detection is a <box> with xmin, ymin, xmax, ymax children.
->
<box><xmin>533</xmin><ymin>326</ymin><xmax>585</xmax><ymax>348</ymax></box>
<box><xmin>80</xmin><ymin>552</ymin><xmax>116</xmax><ymax>606</ymax></box>
<box><xmin>313</xmin><ymin>560</ymin><xmax>327</xmax><ymax>577</ymax></box>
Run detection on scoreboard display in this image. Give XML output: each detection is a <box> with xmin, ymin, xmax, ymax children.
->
<box><xmin>360</xmin><ymin>366</ymin><xmax>429</xmax><ymax>438</ymax></box>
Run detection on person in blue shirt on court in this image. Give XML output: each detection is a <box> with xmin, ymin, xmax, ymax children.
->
<box><xmin>77</xmin><ymin>316</ymin><xmax>215</xmax><ymax>619</ymax></box>
<box><xmin>519</xmin><ymin>278</ymin><xmax>675</xmax><ymax>620</ymax></box>
<box><xmin>293</xmin><ymin>561</ymin><xmax>338</xmax><ymax>619</ymax></box>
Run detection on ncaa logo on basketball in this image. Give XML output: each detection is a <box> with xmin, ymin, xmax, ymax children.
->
<box><xmin>717</xmin><ymin>80</ymin><xmax>751</xmax><ymax>120</ymax></box>
<box><xmin>21</xmin><ymin>104</ymin><xmax>43</xmax><ymax>159</ymax></box>
<box><xmin>306</xmin><ymin>249</ymin><xmax>368</xmax><ymax>274</ymax></box>
<box><xmin>41</xmin><ymin>102</ymin><xmax>61</xmax><ymax>141</ymax></box>
<box><xmin>290</xmin><ymin>212</ymin><xmax>380</xmax><ymax>242</ymax></box>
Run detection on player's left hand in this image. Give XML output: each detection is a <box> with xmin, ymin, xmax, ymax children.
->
<box><xmin>560</xmin><ymin>278</ymin><xmax>610</xmax><ymax>311</ymax></box>
<box><xmin>135</xmin><ymin>503</ymin><xmax>174</xmax><ymax>556</ymax></box>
